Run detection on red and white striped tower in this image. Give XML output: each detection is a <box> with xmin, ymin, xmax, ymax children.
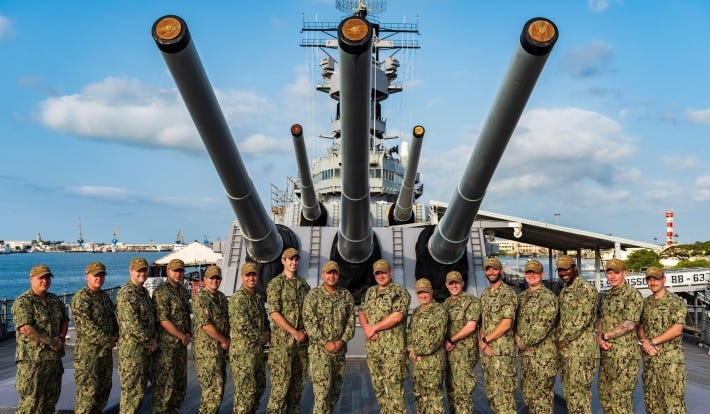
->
<box><xmin>665</xmin><ymin>211</ymin><xmax>674</xmax><ymax>246</ymax></box>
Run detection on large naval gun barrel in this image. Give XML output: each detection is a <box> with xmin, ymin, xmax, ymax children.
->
<box><xmin>428</xmin><ymin>18</ymin><xmax>558</xmax><ymax>264</ymax></box>
<box><xmin>391</xmin><ymin>125</ymin><xmax>425</xmax><ymax>224</ymax></box>
<box><xmin>291</xmin><ymin>124</ymin><xmax>324</xmax><ymax>224</ymax></box>
<box><xmin>337</xmin><ymin>16</ymin><xmax>375</xmax><ymax>264</ymax></box>
<box><xmin>152</xmin><ymin>15</ymin><xmax>283</xmax><ymax>263</ymax></box>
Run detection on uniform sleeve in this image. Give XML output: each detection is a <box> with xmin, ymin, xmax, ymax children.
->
<box><xmin>557</xmin><ymin>284</ymin><xmax>597</xmax><ymax>343</ymax></box>
<box><xmin>192</xmin><ymin>294</ymin><xmax>211</xmax><ymax>328</ymax></box>
<box><xmin>302</xmin><ymin>290</ymin><xmax>326</xmax><ymax>347</ymax></box>
<box><xmin>392</xmin><ymin>286</ymin><xmax>411</xmax><ymax>314</ymax></box>
<box><xmin>670</xmin><ymin>296</ymin><xmax>688</xmax><ymax>325</ymax></box>
<box><xmin>116</xmin><ymin>288</ymin><xmax>153</xmax><ymax>345</ymax></box>
<box><xmin>341</xmin><ymin>292</ymin><xmax>356</xmax><ymax>343</ymax></box>
<box><xmin>266</xmin><ymin>278</ymin><xmax>283</xmax><ymax>315</ymax></box>
<box><xmin>518</xmin><ymin>292</ymin><xmax>558</xmax><ymax>348</ymax></box>
<box><xmin>500</xmin><ymin>288</ymin><xmax>518</xmax><ymax>320</ymax></box>
<box><xmin>622</xmin><ymin>288</ymin><xmax>644</xmax><ymax>323</ymax></box>
<box><xmin>70</xmin><ymin>292</ymin><xmax>112</xmax><ymax>346</ymax></box>
<box><xmin>228</xmin><ymin>293</ymin><xmax>261</xmax><ymax>343</ymax></box>
<box><xmin>11</xmin><ymin>296</ymin><xmax>34</xmax><ymax>330</ymax></box>
<box><xmin>412</xmin><ymin>306</ymin><xmax>447</xmax><ymax>356</ymax></box>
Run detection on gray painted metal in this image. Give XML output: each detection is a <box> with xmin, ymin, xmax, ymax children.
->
<box><xmin>291</xmin><ymin>125</ymin><xmax>322</xmax><ymax>222</ymax></box>
<box><xmin>337</xmin><ymin>17</ymin><xmax>375</xmax><ymax>263</ymax></box>
<box><xmin>393</xmin><ymin>127</ymin><xmax>424</xmax><ymax>223</ymax></box>
<box><xmin>152</xmin><ymin>16</ymin><xmax>282</xmax><ymax>263</ymax></box>
<box><xmin>429</xmin><ymin>18</ymin><xmax>558</xmax><ymax>264</ymax></box>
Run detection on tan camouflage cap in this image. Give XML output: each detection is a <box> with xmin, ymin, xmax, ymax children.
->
<box><xmin>556</xmin><ymin>255</ymin><xmax>575</xmax><ymax>270</ymax></box>
<box><xmin>415</xmin><ymin>278</ymin><xmax>433</xmax><ymax>293</ymax></box>
<box><xmin>645</xmin><ymin>266</ymin><xmax>664</xmax><ymax>280</ymax></box>
<box><xmin>30</xmin><ymin>264</ymin><xmax>53</xmax><ymax>278</ymax></box>
<box><xmin>282</xmin><ymin>247</ymin><xmax>299</xmax><ymax>259</ymax></box>
<box><xmin>524</xmin><ymin>260</ymin><xmax>543</xmax><ymax>273</ymax></box>
<box><xmin>205</xmin><ymin>265</ymin><xmax>222</xmax><ymax>279</ymax></box>
<box><xmin>483</xmin><ymin>257</ymin><xmax>502</xmax><ymax>270</ymax></box>
<box><xmin>241</xmin><ymin>262</ymin><xmax>258</xmax><ymax>275</ymax></box>
<box><xmin>130</xmin><ymin>257</ymin><xmax>149</xmax><ymax>271</ymax></box>
<box><xmin>372</xmin><ymin>259</ymin><xmax>391</xmax><ymax>274</ymax></box>
<box><xmin>85</xmin><ymin>262</ymin><xmax>106</xmax><ymax>276</ymax></box>
<box><xmin>605</xmin><ymin>258</ymin><xmax>625</xmax><ymax>273</ymax></box>
<box><xmin>446</xmin><ymin>271</ymin><xmax>463</xmax><ymax>284</ymax></box>
<box><xmin>322</xmin><ymin>260</ymin><xmax>340</xmax><ymax>273</ymax></box>
<box><xmin>167</xmin><ymin>259</ymin><xmax>185</xmax><ymax>271</ymax></box>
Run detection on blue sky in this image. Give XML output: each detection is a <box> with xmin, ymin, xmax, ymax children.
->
<box><xmin>1</xmin><ymin>0</ymin><xmax>709</xmax><ymax>246</ymax></box>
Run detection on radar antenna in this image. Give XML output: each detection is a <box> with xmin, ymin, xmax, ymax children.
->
<box><xmin>336</xmin><ymin>0</ymin><xmax>386</xmax><ymax>17</ymax></box>
<box><xmin>77</xmin><ymin>217</ymin><xmax>84</xmax><ymax>246</ymax></box>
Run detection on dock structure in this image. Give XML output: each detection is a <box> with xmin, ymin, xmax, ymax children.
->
<box><xmin>1</xmin><ymin>336</ymin><xmax>709</xmax><ymax>413</ymax></box>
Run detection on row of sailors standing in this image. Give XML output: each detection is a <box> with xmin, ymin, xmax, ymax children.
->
<box><xmin>11</xmin><ymin>249</ymin><xmax>687</xmax><ymax>414</ymax></box>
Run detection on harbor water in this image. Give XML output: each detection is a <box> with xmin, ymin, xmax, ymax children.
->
<box><xmin>0</xmin><ymin>251</ymin><xmax>165</xmax><ymax>300</ymax></box>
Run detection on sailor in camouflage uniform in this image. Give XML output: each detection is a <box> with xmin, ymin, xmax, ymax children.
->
<box><xmin>152</xmin><ymin>258</ymin><xmax>192</xmax><ymax>414</ymax></box>
<box><xmin>359</xmin><ymin>259</ymin><xmax>411</xmax><ymax>414</ymax></box>
<box><xmin>303</xmin><ymin>260</ymin><xmax>355</xmax><ymax>414</ymax></box>
<box><xmin>479</xmin><ymin>257</ymin><xmax>518</xmax><ymax>414</ymax></box>
<box><xmin>70</xmin><ymin>262</ymin><xmax>119</xmax><ymax>414</ymax></box>
<box><xmin>597</xmin><ymin>258</ymin><xmax>643</xmax><ymax>414</ymax></box>
<box><xmin>229</xmin><ymin>262</ymin><xmax>271</xmax><ymax>414</ymax></box>
<box><xmin>442</xmin><ymin>270</ymin><xmax>480</xmax><ymax>414</ymax></box>
<box><xmin>638</xmin><ymin>267</ymin><xmax>688</xmax><ymax>414</ymax></box>
<box><xmin>12</xmin><ymin>264</ymin><xmax>69</xmax><ymax>414</ymax></box>
<box><xmin>555</xmin><ymin>255</ymin><xmax>598</xmax><ymax>414</ymax></box>
<box><xmin>515</xmin><ymin>260</ymin><xmax>558</xmax><ymax>414</ymax></box>
<box><xmin>408</xmin><ymin>278</ymin><xmax>448</xmax><ymax>414</ymax></box>
<box><xmin>193</xmin><ymin>265</ymin><xmax>231</xmax><ymax>414</ymax></box>
<box><xmin>266</xmin><ymin>247</ymin><xmax>311</xmax><ymax>414</ymax></box>
<box><xmin>117</xmin><ymin>257</ymin><xmax>158</xmax><ymax>414</ymax></box>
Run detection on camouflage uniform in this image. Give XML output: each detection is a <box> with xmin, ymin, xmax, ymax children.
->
<box><xmin>598</xmin><ymin>281</ymin><xmax>643</xmax><ymax>413</ymax></box>
<box><xmin>70</xmin><ymin>285</ymin><xmax>119</xmax><ymax>414</ymax></box>
<box><xmin>516</xmin><ymin>286</ymin><xmax>558</xmax><ymax>414</ymax></box>
<box><xmin>442</xmin><ymin>292</ymin><xmax>480</xmax><ymax>414</ymax></box>
<box><xmin>360</xmin><ymin>282</ymin><xmax>411</xmax><ymax>414</ymax></box>
<box><xmin>302</xmin><ymin>285</ymin><xmax>355</xmax><ymax>414</ymax></box>
<box><xmin>229</xmin><ymin>285</ymin><xmax>270</xmax><ymax>414</ymax></box>
<box><xmin>640</xmin><ymin>291</ymin><xmax>687</xmax><ymax>414</ymax></box>
<box><xmin>480</xmin><ymin>283</ymin><xmax>518</xmax><ymax>414</ymax></box>
<box><xmin>193</xmin><ymin>287</ymin><xmax>230</xmax><ymax>414</ymax></box>
<box><xmin>557</xmin><ymin>276</ymin><xmax>599</xmax><ymax>414</ymax></box>
<box><xmin>408</xmin><ymin>302</ymin><xmax>448</xmax><ymax>414</ymax></box>
<box><xmin>12</xmin><ymin>289</ymin><xmax>69</xmax><ymax>414</ymax></box>
<box><xmin>266</xmin><ymin>272</ymin><xmax>311</xmax><ymax>414</ymax></box>
<box><xmin>152</xmin><ymin>281</ymin><xmax>192</xmax><ymax>413</ymax></box>
<box><xmin>117</xmin><ymin>281</ymin><xmax>157</xmax><ymax>414</ymax></box>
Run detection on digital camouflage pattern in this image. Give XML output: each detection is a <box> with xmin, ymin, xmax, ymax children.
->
<box><xmin>442</xmin><ymin>293</ymin><xmax>480</xmax><ymax>414</ymax></box>
<box><xmin>12</xmin><ymin>289</ymin><xmax>69</xmax><ymax>414</ymax></box>
<box><xmin>70</xmin><ymin>286</ymin><xmax>119</xmax><ymax>414</ymax></box>
<box><xmin>152</xmin><ymin>282</ymin><xmax>192</xmax><ymax>414</ymax></box>
<box><xmin>598</xmin><ymin>281</ymin><xmax>643</xmax><ymax>413</ymax></box>
<box><xmin>266</xmin><ymin>272</ymin><xmax>311</xmax><ymax>414</ymax></box>
<box><xmin>641</xmin><ymin>291</ymin><xmax>687</xmax><ymax>414</ymax></box>
<box><xmin>408</xmin><ymin>302</ymin><xmax>447</xmax><ymax>414</ymax></box>
<box><xmin>303</xmin><ymin>285</ymin><xmax>355</xmax><ymax>414</ymax></box>
<box><xmin>359</xmin><ymin>282</ymin><xmax>411</xmax><ymax>414</ymax></box>
<box><xmin>480</xmin><ymin>283</ymin><xmax>518</xmax><ymax>414</ymax></box>
<box><xmin>117</xmin><ymin>282</ymin><xmax>156</xmax><ymax>414</ymax></box>
<box><xmin>557</xmin><ymin>276</ymin><xmax>599</xmax><ymax>414</ymax></box>
<box><xmin>516</xmin><ymin>286</ymin><xmax>558</xmax><ymax>414</ymax></box>
<box><xmin>229</xmin><ymin>286</ymin><xmax>270</xmax><ymax>414</ymax></box>
<box><xmin>193</xmin><ymin>287</ymin><xmax>230</xmax><ymax>414</ymax></box>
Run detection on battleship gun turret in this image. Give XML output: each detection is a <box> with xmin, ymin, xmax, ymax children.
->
<box><xmin>151</xmin><ymin>16</ymin><xmax>283</xmax><ymax>263</ymax></box>
<box><xmin>291</xmin><ymin>124</ymin><xmax>326</xmax><ymax>226</ymax></box>
<box><xmin>336</xmin><ymin>16</ymin><xmax>375</xmax><ymax>264</ymax></box>
<box><xmin>390</xmin><ymin>125</ymin><xmax>425</xmax><ymax>225</ymax></box>
<box><xmin>427</xmin><ymin>17</ymin><xmax>558</xmax><ymax>265</ymax></box>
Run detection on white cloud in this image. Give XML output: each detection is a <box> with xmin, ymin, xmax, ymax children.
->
<box><xmin>588</xmin><ymin>0</ymin><xmax>610</xmax><ymax>12</ymax></box>
<box><xmin>65</xmin><ymin>186</ymin><xmax>133</xmax><ymax>201</ymax></box>
<box><xmin>692</xmin><ymin>175</ymin><xmax>710</xmax><ymax>202</ymax></box>
<box><xmin>239</xmin><ymin>133</ymin><xmax>289</xmax><ymax>154</ymax></box>
<box><xmin>560</xmin><ymin>40</ymin><xmax>613</xmax><ymax>78</ymax></box>
<box><xmin>687</xmin><ymin>108</ymin><xmax>710</xmax><ymax>125</ymax></box>
<box><xmin>65</xmin><ymin>185</ymin><xmax>222</xmax><ymax>209</ymax></box>
<box><xmin>661</xmin><ymin>155</ymin><xmax>698</xmax><ymax>170</ymax></box>
<box><xmin>37</xmin><ymin>76</ymin><xmax>278</xmax><ymax>154</ymax></box>
<box><xmin>0</xmin><ymin>15</ymin><xmax>11</xmax><ymax>41</ymax></box>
